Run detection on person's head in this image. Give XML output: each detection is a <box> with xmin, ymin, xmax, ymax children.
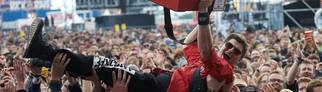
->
<box><xmin>62</xmin><ymin>76</ymin><xmax>82</xmax><ymax>92</ymax></box>
<box><xmin>269</xmin><ymin>60</ymin><xmax>280</xmax><ymax>70</ymax></box>
<box><xmin>267</xmin><ymin>49</ymin><xmax>277</xmax><ymax>58</ymax></box>
<box><xmin>173</xmin><ymin>49</ymin><xmax>183</xmax><ymax>60</ymax></box>
<box><xmin>237</xmin><ymin>58</ymin><xmax>249</xmax><ymax>69</ymax></box>
<box><xmin>127</xmin><ymin>56</ymin><xmax>141</xmax><ymax>67</ymax></box>
<box><xmin>219</xmin><ymin>33</ymin><xmax>248</xmax><ymax>64</ymax></box>
<box><xmin>268</xmin><ymin>70</ymin><xmax>285</xmax><ymax>91</ymax></box>
<box><xmin>251</xmin><ymin>49</ymin><xmax>261</xmax><ymax>62</ymax></box>
<box><xmin>298</xmin><ymin>77</ymin><xmax>312</xmax><ymax>92</ymax></box>
<box><xmin>280</xmin><ymin>38</ymin><xmax>289</xmax><ymax>48</ymax></box>
<box><xmin>244</xmin><ymin>26</ymin><xmax>256</xmax><ymax>41</ymax></box>
<box><xmin>307</xmin><ymin>54</ymin><xmax>320</xmax><ymax>65</ymax></box>
<box><xmin>0</xmin><ymin>55</ymin><xmax>6</xmax><ymax>66</ymax></box>
<box><xmin>306</xmin><ymin>79</ymin><xmax>322</xmax><ymax>92</ymax></box>
<box><xmin>143</xmin><ymin>51</ymin><xmax>155</xmax><ymax>63</ymax></box>
<box><xmin>128</xmin><ymin>64</ymin><xmax>140</xmax><ymax>71</ymax></box>
<box><xmin>242</xmin><ymin>85</ymin><xmax>259</xmax><ymax>92</ymax></box>
<box><xmin>257</xmin><ymin>73</ymin><xmax>269</xmax><ymax>89</ymax></box>
<box><xmin>280</xmin><ymin>89</ymin><xmax>293</xmax><ymax>92</ymax></box>
<box><xmin>316</xmin><ymin>62</ymin><xmax>322</xmax><ymax>71</ymax></box>
<box><xmin>299</xmin><ymin>59</ymin><xmax>315</xmax><ymax>78</ymax></box>
<box><xmin>234</xmin><ymin>79</ymin><xmax>247</xmax><ymax>90</ymax></box>
<box><xmin>259</xmin><ymin>64</ymin><xmax>272</xmax><ymax>73</ymax></box>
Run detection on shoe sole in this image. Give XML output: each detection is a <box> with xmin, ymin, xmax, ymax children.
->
<box><xmin>23</xmin><ymin>19</ymin><xmax>44</xmax><ymax>58</ymax></box>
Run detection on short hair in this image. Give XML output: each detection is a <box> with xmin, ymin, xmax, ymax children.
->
<box><xmin>234</xmin><ymin>69</ymin><xmax>243</xmax><ymax>75</ymax></box>
<box><xmin>164</xmin><ymin>63</ymin><xmax>173</xmax><ymax>70</ymax></box>
<box><xmin>298</xmin><ymin>77</ymin><xmax>312</xmax><ymax>83</ymax></box>
<box><xmin>257</xmin><ymin>73</ymin><xmax>269</xmax><ymax>86</ymax></box>
<box><xmin>306</xmin><ymin>79</ymin><xmax>322</xmax><ymax>92</ymax></box>
<box><xmin>262</xmin><ymin>63</ymin><xmax>272</xmax><ymax>68</ymax></box>
<box><xmin>299</xmin><ymin>58</ymin><xmax>315</xmax><ymax>71</ymax></box>
<box><xmin>269</xmin><ymin>70</ymin><xmax>284</xmax><ymax>76</ymax></box>
<box><xmin>308</xmin><ymin>54</ymin><xmax>320</xmax><ymax>62</ymax></box>
<box><xmin>242</xmin><ymin>85</ymin><xmax>259</xmax><ymax>92</ymax></box>
<box><xmin>245</xmin><ymin>26</ymin><xmax>256</xmax><ymax>33</ymax></box>
<box><xmin>280</xmin><ymin>89</ymin><xmax>293</xmax><ymax>92</ymax></box>
<box><xmin>224</xmin><ymin>33</ymin><xmax>249</xmax><ymax>58</ymax></box>
<box><xmin>301</xmin><ymin>58</ymin><xmax>314</xmax><ymax>65</ymax></box>
<box><xmin>173</xmin><ymin>49</ymin><xmax>183</xmax><ymax>59</ymax></box>
<box><xmin>237</xmin><ymin>58</ymin><xmax>250</xmax><ymax>69</ymax></box>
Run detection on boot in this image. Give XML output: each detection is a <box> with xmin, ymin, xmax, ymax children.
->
<box><xmin>23</xmin><ymin>18</ymin><xmax>56</xmax><ymax>61</ymax></box>
<box><xmin>23</xmin><ymin>19</ymin><xmax>93</xmax><ymax>77</ymax></box>
<box><xmin>24</xmin><ymin>19</ymin><xmax>138</xmax><ymax>78</ymax></box>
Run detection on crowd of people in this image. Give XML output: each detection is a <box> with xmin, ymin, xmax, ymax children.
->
<box><xmin>1</xmin><ymin>1</ymin><xmax>322</xmax><ymax>92</ymax></box>
<box><xmin>0</xmin><ymin>23</ymin><xmax>321</xmax><ymax>92</ymax></box>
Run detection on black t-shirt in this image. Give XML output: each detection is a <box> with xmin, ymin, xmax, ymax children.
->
<box><xmin>284</xmin><ymin>80</ymin><xmax>299</xmax><ymax>92</ymax></box>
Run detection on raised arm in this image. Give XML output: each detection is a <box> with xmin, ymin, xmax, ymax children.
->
<box><xmin>287</xmin><ymin>59</ymin><xmax>300</xmax><ymax>85</ymax></box>
<box><xmin>197</xmin><ymin>0</ymin><xmax>213</xmax><ymax>60</ymax></box>
<box><xmin>183</xmin><ymin>25</ymin><xmax>199</xmax><ymax>45</ymax></box>
<box><xmin>287</xmin><ymin>42</ymin><xmax>303</xmax><ymax>85</ymax></box>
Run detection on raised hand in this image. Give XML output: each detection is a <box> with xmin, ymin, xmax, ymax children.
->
<box><xmin>1</xmin><ymin>80</ymin><xmax>15</xmax><ymax>92</ymax></box>
<box><xmin>294</xmin><ymin>42</ymin><xmax>304</xmax><ymax>63</ymax></box>
<box><xmin>141</xmin><ymin>57</ymin><xmax>156</xmax><ymax>73</ymax></box>
<box><xmin>51</xmin><ymin>53</ymin><xmax>70</xmax><ymax>81</ymax></box>
<box><xmin>260</xmin><ymin>84</ymin><xmax>277</xmax><ymax>92</ymax></box>
<box><xmin>13</xmin><ymin>59</ymin><xmax>25</xmax><ymax>84</ymax></box>
<box><xmin>231</xmin><ymin>85</ymin><xmax>240</xmax><ymax>92</ymax></box>
<box><xmin>111</xmin><ymin>69</ymin><xmax>131</xmax><ymax>92</ymax></box>
<box><xmin>87</xmin><ymin>69</ymin><xmax>102</xmax><ymax>92</ymax></box>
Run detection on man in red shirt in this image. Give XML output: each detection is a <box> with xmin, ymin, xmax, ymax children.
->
<box><xmin>167</xmin><ymin>0</ymin><xmax>248</xmax><ymax>91</ymax></box>
<box><xmin>23</xmin><ymin>0</ymin><xmax>248</xmax><ymax>92</ymax></box>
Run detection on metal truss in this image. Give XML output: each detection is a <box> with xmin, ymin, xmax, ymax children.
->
<box><xmin>283</xmin><ymin>0</ymin><xmax>320</xmax><ymax>29</ymax></box>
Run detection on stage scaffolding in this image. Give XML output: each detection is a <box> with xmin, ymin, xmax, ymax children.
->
<box><xmin>221</xmin><ymin>0</ymin><xmax>320</xmax><ymax>30</ymax></box>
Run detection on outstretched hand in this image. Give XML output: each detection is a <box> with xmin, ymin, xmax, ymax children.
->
<box><xmin>0</xmin><ymin>80</ymin><xmax>15</xmax><ymax>92</ymax></box>
<box><xmin>86</xmin><ymin>69</ymin><xmax>102</xmax><ymax>92</ymax></box>
<box><xmin>51</xmin><ymin>53</ymin><xmax>70</xmax><ymax>81</ymax></box>
<box><xmin>260</xmin><ymin>84</ymin><xmax>280</xmax><ymax>92</ymax></box>
<box><xmin>231</xmin><ymin>85</ymin><xmax>240</xmax><ymax>92</ymax></box>
<box><xmin>13</xmin><ymin>59</ymin><xmax>25</xmax><ymax>83</ymax></box>
<box><xmin>294</xmin><ymin>42</ymin><xmax>304</xmax><ymax>63</ymax></box>
<box><xmin>111</xmin><ymin>69</ymin><xmax>131</xmax><ymax>92</ymax></box>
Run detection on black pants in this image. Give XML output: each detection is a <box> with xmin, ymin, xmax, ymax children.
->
<box><xmin>93</xmin><ymin>56</ymin><xmax>172</xmax><ymax>92</ymax></box>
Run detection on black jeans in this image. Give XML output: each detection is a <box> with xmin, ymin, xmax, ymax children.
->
<box><xmin>93</xmin><ymin>56</ymin><xmax>172</xmax><ymax>92</ymax></box>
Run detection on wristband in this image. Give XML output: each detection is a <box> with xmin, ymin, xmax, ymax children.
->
<box><xmin>198</xmin><ymin>12</ymin><xmax>210</xmax><ymax>25</ymax></box>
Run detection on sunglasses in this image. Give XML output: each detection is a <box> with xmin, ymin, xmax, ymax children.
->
<box><xmin>225</xmin><ymin>42</ymin><xmax>242</xmax><ymax>55</ymax></box>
